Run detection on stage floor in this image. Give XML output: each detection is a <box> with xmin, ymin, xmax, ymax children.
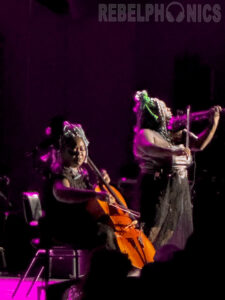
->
<box><xmin>0</xmin><ymin>268</ymin><xmax>140</xmax><ymax>300</ymax></box>
<box><xmin>0</xmin><ymin>275</ymin><xmax>62</xmax><ymax>300</ymax></box>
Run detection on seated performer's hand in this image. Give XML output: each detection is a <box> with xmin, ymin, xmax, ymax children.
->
<box><xmin>101</xmin><ymin>169</ymin><xmax>111</xmax><ymax>184</ymax></box>
<box><xmin>108</xmin><ymin>194</ymin><xmax>116</xmax><ymax>205</ymax></box>
<box><xmin>97</xmin><ymin>191</ymin><xmax>110</xmax><ymax>202</ymax></box>
<box><xmin>100</xmin><ymin>170</ymin><xmax>117</xmax><ymax>204</ymax></box>
<box><xmin>96</xmin><ymin>191</ymin><xmax>116</xmax><ymax>204</ymax></box>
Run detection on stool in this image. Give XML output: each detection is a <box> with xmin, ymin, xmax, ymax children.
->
<box><xmin>49</xmin><ymin>247</ymin><xmax>90</xmax><ymax>279</ymax></box>
<box><xmin>12</xmin><ymin>246</ymin><xmax>90</xmax><ymax>298</ymax></box>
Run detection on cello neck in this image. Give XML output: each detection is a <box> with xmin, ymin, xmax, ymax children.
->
<box><xmin>87</xmin><ymin>156</ymin><xmax>111</xmax><ymax>190</ymax></box>
<box><xmin>87</xmin><ymin>156</ymin><xmax>140</xmax><ymax>220</ymax></box>
<box><xmin>87</xmin><ymin>156</ymin><xmax>122</xmax><ymax>204</ymax></box>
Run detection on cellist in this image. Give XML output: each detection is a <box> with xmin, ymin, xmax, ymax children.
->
<box><xmin>40</xmin><ymin>120</ymin><xmax>155</xmax><ymax>268</ymax></box>
<box><xmin>41</xmin><ymin>120</ymin><xmax>118</xmax><ymax>251</ymax></box>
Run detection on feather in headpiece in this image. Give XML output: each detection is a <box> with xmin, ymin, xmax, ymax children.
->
<box><xmin>134</xmin><ymin>90</ymin><xmax>159</xmax><ymax>120</ymax></box>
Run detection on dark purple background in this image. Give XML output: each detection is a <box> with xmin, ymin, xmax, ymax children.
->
<box><xmin>0</xmin><ymin>0</ymin><xmax>225</xmax><ymax>209</ymax></box>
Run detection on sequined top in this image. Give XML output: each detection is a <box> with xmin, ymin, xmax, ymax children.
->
<box><xmin>43</xmin><ymin>166</ymin><xmax>95</xmax><ymax>238</ymax></box>
<box><xmin>133</xmin><ymin>130</ymin><xmax>192</xmax><ymax>176</ymax></box>
<box><xmin>61</xmin><ymin>166</ymin><xmax>92</xmax><ymax>190</ymax></box>
<box><xmin>133</xmin><ymin>130</ymin><xmax>172</xmax><ymax>174</ymax></box>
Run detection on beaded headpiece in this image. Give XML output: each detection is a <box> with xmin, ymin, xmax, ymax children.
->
<box><xmin>133</xmin><ymin>90</ymin><xmax>172</xmax><ymax>143</ymax></box>
<box><xmin>134</xmin><ymin>90</ymin><xmax>158</xmax><ymax>123</ymax></box>
<box><xmin>61</xmin><ymin>121</ymin><xmax>89</xmax><ymax>160</ymax></box>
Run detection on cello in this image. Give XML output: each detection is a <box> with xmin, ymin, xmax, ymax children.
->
<box><xmin>86</xmin><ymin>157</ymin><xmax>155</xmax><ymax>269</ymax></box>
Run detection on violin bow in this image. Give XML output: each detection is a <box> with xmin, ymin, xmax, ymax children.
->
<box><xmin>186</xmin><ymin>105</ymin><xmax>191</xmax><ymax>149</ymax></box>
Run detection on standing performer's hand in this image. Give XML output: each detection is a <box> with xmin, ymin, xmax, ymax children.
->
<box><xmin>172</xmin><ymin>144</ymin><xmax>191</xmax><ymax>159</ymax></box>
<box><xmin>209</xmin><ymin>105</ymin><xmax>222</xmax><ymax>124</ymax></box>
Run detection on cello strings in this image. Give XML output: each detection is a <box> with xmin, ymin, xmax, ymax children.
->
<box><xmin>87</xmin><ymin>156</ymin><xmax>140</xmax><ymax>219</ymax></box>
<box><xmin>108</xmin><ymin>202</ymin><xmax>140</xmax><ymax>218</ymax></box>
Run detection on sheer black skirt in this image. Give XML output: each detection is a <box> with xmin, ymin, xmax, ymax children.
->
<box><xmin>138</xmin><ymin>171</ymin><xmax>193</xmax><ymax>250</ymax></box>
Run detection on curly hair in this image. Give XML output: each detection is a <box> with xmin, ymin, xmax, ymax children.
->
<box><xmin>139</xmin><ymin>106</ymin><xmax>161</xmax><ymax>131</ymax></box>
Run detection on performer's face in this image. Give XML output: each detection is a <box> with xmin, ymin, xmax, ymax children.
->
<box><xmin>61</xmin><ymin>137</ymin><xmax>86</xmax><ymax>168</ymax></box>
<box><xmin>165</xmin><ymin>106</ymin><xmax>173</xmax><ymax>120</ymax></box>
<box><xmin>160</xmin><ymin>100</ymin><xmax>173</xmax><ymax>121</ymax></box>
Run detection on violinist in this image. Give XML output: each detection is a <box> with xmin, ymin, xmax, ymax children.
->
<box><xmin>42</xmin><ymin>121</ymin><xmax>118</xmax><ymax>251</ymax></box>
<box><xmin>133</xmin><ymin>90</ymin><xmax>221</xmax><ymax>251</ymax></box>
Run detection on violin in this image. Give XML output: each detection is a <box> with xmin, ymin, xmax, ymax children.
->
<box><xmin>168</xmin><ymin>107</ymin><xmax>225</xmax><ymax>131</ymax></box>
<box><xmin>86</xmin><ymin>157</ymin><xmax>155</xmax><ymax>269</ymax></box>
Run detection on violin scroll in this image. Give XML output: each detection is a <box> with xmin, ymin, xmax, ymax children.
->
<box><xmin>168</xmin><ymin>107</ymin><xmax>225</xmax><ymax>131</ymax></box>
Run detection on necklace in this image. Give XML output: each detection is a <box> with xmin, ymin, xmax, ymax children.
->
<box><xmin>63</xmin><ymin>166</ymin><xmax>82</xmax><ymax>180</ymax></box>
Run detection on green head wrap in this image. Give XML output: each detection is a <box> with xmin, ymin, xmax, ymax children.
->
<box><xmin>134</xmin><ymin>90</ymin><xmax>159</xmax><ymax>120</ymax></box>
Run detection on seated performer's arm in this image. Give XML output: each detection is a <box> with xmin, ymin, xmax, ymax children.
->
<box><xmin>190</xmin><ymin>106</ymin><xmax>221</xmax><ymax>151</ymax></box>
<box><xmin>53</xmin><ymin>177</ymin><xmax>109</xmax><ymax>204</ymax></box>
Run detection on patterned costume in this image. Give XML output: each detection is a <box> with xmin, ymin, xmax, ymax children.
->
<box><xmin>133</xmin><ymin>91</ymin><xmax>193</xmax><ymax>250</ymax></box>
